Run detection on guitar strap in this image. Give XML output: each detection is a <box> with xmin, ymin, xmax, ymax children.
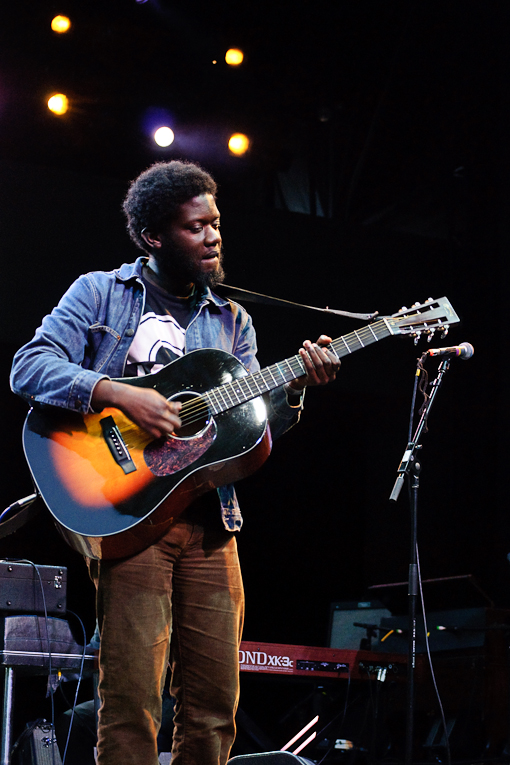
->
<box><xmin>217</xmin><ymin>284</ymin><xmax>379</xmax><ymax>322</ymax></box>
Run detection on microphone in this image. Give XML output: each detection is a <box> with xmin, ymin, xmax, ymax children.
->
<box><xmin>427</xmin><ymin>341</ymin><xmax>474</xmax><ymax>360</ymax></box>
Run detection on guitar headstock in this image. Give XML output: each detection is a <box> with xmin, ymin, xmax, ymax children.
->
<box><xmin>387</xmin><ymin>297</ymin><xmax>460</xmax><ymax>342</ymax></box>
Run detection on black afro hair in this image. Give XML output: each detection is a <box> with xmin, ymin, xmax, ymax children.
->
<box><xmin>122</xmin><ymin>160</ymin><xmax>217</xmax><ymax>252</ymax></box>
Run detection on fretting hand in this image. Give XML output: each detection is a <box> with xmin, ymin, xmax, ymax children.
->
<box><xmin>286</xmin><ymin>335</ymin><xmax>340</xmax><ymax>393</ymax></box>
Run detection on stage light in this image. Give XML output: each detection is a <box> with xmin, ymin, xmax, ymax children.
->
<box><xmin>225</xmin><ymin>48</ymin><xmax>243</xmax><ymax>66</ymax></box>
<box><xmin>228</xmin><ymin>133</ymin><xmax>249</xmax><ymax>156</ymax></box>
<box><xmin>51</xmin><ymin>15</ymin><xmax>71</xmax><ymax>33</ymax></box>
<box><xmin>47</xmin><ymin>93</ymin><xmax>69</xmax><ymax>115</ymax></box>
<box><xmin>154</xmin><ymin>126</ymin><xmax>175</xmax><ymax>147</ymax></box>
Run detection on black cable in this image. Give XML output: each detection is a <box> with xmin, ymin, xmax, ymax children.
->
<box><xmin>313</xmin><ymin>668</ymin><xmax>352</xmax><ymax>765</ymax></box>
<box><xmin>408</xmin><ymin>355</ymin><xmax>428</xmax><ymax>442</ymax></box>
<box><xmin>416</xmin><ymin>544</ymin><xmax>451</xmax><ymax>765</ymax></box>
<box><xmin>5</xmin><ymin>558</ymin><xmax>56</xmax><ymax>765</ymax></box>
<box><xmin>57</xmin><ymin>684</ymin><xmax>96</xmax><ymax>743</ymax></box>
<box><xmin>61</xmin><ymin>610</ymin><xmax>89</xmax><ymax>765</ymax></box>
<box><xmin>23</xmin><ymin>559</ymin><xmax>56</xmax><ymax>765</ymax></box>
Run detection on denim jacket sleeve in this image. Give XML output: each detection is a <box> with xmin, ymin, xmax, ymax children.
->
<box><xmin>10</xmin><ymin>271</ymin><xmax>134</xmax><ymax>413</ymax></box>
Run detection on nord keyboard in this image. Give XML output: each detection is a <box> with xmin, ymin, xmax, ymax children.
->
<box><xmin>239</xmin><ymin>641</ymin><xmax>410</xmax><ymax>681</ymax></box>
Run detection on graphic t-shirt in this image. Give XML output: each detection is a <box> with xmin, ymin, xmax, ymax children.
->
<box><xmin>125</xmin><ymin>273</ymin><xmax>196</xmax><ymax>377</ymax></box>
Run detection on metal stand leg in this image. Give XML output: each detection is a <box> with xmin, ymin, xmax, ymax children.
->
<box><xmin>1</xmin><ymin>666</ymin><xmax>15</xmax><ymax>765</ymax></box>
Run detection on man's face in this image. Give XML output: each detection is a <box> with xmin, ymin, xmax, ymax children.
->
<box><xmin>150</xmin><ymin>193</ymin><xmax>224</xmax><ymax>291</ymax></box>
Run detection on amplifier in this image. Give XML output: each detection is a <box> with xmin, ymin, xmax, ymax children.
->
<box><xmin>18</xmin><ymin>721</ymin><xmax>63</xmax><ymax>765</ymax></box>
<box><xmin>0</xmin><ymin>561</ymin><xmax>66</xmax><ymax>615</ymax></box>
<box><xmin>329</xmin><ymin>600</ymin><xmax>391</xmax><ymax>649</ymax></box>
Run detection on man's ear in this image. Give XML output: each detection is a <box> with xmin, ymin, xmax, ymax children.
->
<box><xmin>141</xmin><ymin>229</ymin><xmax>162</xmax><ymax>250</ymax></box>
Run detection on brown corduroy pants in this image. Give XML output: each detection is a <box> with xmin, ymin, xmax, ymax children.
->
<box><xmin>87</xmin><ymin>506</ymin><xmax>244</xmax><ymax>765</ymax></box>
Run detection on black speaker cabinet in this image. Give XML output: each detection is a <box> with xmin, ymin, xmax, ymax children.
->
<box><xmin>0</xmin><ymin>561</ymin><xmax>67</xmax><ymax>615</ymax></box>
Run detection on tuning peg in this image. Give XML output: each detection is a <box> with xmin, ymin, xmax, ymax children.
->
<box><xmin>441</xmin><ymin>327</ymin><xmax>449</xmax><ymax>339</ymax></box>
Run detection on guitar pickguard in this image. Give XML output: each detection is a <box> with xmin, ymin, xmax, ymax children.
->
<box><xmin>144</xmin><ymin>420</ymin><xmax>217</xmax><ymax>476</ymax></box>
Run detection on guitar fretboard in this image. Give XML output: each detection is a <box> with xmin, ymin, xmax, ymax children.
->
<box><xmin>202</xmin><ymin>316</ymin><xmax>395</xmax><ymax>416</ymax></box>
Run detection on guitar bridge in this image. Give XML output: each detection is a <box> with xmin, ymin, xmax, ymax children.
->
<box><xmin>100</xmin><ymin>416</ymin><xmax>137</xmax><ymax>474</ymax></box>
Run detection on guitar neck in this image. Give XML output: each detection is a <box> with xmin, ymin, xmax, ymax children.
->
<box><xmin>204</xmin><ymin>317</ymin><xmax>395</xmax><ymax>415</ymax></box>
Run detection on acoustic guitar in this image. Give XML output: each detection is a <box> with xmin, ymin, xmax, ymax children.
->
<box><xmin>22</xmin><ymin>297</ymin><xmax>459</xmax><ymax>559</ymax></box>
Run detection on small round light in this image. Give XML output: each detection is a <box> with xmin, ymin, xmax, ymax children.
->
<box><xmin>154</xmin><ymin>126</ymin><xmax>175</xmax><ymax>147</ymax></box>
<box><xmin>228</xmin><ymin>133</ymin><xmax>250</xmax><ymax>156</ymax></box>
<box><xmin>51</xmin><ymin>15</ymin><xmax>71</xmax><ymax>33</ymax></box>
<box><xmin>47</xmin><ymin>94</ymin><xmax>69</xmax><ymax>115</ymax></box>
<box><xmin>225</xmin><ymin>48</ymin><xmax>244</xmax><ymax>66</ymax></box>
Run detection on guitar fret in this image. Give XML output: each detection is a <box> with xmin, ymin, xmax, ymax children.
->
<box><xmin>229</xmin><ymin>382</ymin><xmax>243</xmax><ymax>404</ymax></box>
<box><xmin>238</xmin><ymin>376</ymin><xmax>252</xmax><ymax>401</ymax></box>
<box><xmin>274</xmin><ymin>364</ymin><xmax>288</xmax><ymax>383</ymax></box>
<box><xmin>219</xmin><ymin>385</ymin><xmax>233</xmax><ymax>407</ymax></box>
<box><xmin>253</xmin><ymin>372</ymin><xmax>270</xmax><ymax>393</ymax></box>
<box><xmin>284</xmin><ymin>358</ymin><xmax>299</xmax><ymax>379</ymax></box>
<box><xmin>274</xmin><ymin>362</ymin><xmax>286</xmax><ymax>381</ymax></box>
<box><xmin>220</xmin><ymin>388</ymin><xmax>233</xmax><ymax>409</ymax></box>
<box><xmin>367</xmin><ymin>324</ymin><xmax>378</xmax><ymax>341</ymax></box>
<box><xmin>205</xmin><ymin>388</ymin><xmax>221</xmax><ymax>415</ymax></box>
<box><xmin>353</xmin><ymin>330</ymin><xmax>365</xmax><ymax>347</ymax></box>
<box><xmin>260</xmin><ymin>371</ymin><xmax>274</xmax><ymax>390</ymax></box>
<box><xmin>341</xmin><ymin>336</ymin><xmax>352</xmax><ymax>353</ymax></box>
<box><xmin>242</xmin><ymin>375</ymin><xmax>261</xmax><ymax>398</ymax></box>
<box><xmin>267</xmin><ymin>366</ymin><xmax>280</xmax><ymax>386</ymax></box>
<box><xmin>383</xmin><ymin>317</ymin><xmax>396</xmax><ymax>335</ymax></box>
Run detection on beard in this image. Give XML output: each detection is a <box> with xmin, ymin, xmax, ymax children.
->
<box><xmin>154</xmin><ymin>241</ymin><xmax>226</xmax><ymax>292</ymax></box>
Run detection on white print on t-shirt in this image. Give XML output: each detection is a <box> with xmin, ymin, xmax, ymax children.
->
<box><xmin>126</xmin><ymin>311</ymin><xmax>186</xmax><ymax>376</ymax></box>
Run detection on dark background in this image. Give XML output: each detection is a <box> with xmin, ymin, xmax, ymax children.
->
<box><xmin>1</xmin><ymin>0</ymin><xmax>509</xmax><ymax>753</ymax></box>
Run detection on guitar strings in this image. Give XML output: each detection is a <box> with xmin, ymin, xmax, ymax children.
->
<box><xmin>173</xmin><ymin>311</ymin><xmax>444</xmax><ymax>430</ymax></box>
<box><xmin>175</xmin><ymin>322</ymin><xmax>388</xmax><ymax>429</ymax></box>
<box><xmin>176</xmin><ymin>354</ymin><xmax>305</xmax><ymax>426</ymax></box>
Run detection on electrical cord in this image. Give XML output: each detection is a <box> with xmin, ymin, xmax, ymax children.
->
<box><xmin>416</xmin><ymin>543</ymin><xmax>452</xmax><ymax>765</ymax></box>
<box><xmin>314</xmin><ymin>668</ymin><xmax>353</xmax><ymax>765</ymax></box>
<box><xmin>61</xmin><ymin>610</ymin><xmax>89</xmax><ymax>765</ymax></box>
<box><xmin>5</xmin><ymin>557</ymin><xmax>56</xmax><ymax>765</ymax></box>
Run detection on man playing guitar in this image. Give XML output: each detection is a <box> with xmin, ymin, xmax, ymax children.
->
<box><xmin>10</xmin><ymin>160</ymin><xmax>340</xmax><ymax>765</ymax></box>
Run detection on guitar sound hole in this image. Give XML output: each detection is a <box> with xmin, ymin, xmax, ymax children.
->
<box><xmin>170</xmin><ymin>391</ymin><xmax>210</xmax><ymax>439</ymax></box>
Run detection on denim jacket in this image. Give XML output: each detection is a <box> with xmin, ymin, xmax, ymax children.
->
<box><xmin>11</xmin><ymin>257</ymin><xmax>303</xmax><ymax>530</ymax></box>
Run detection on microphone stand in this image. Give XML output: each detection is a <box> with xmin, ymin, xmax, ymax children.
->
<box><xmin>389</xmin><ymin>357</ymin><xmax>451</xmax><ymax>765</ymax></box>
